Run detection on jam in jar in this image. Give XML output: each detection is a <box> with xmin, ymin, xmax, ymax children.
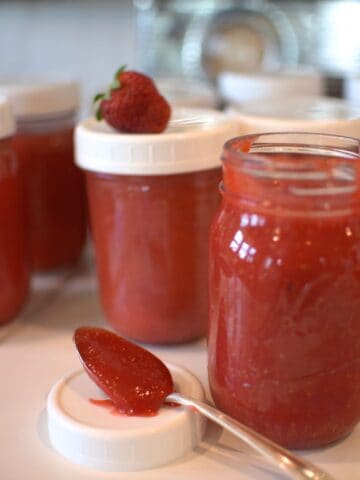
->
<box><xmin>208</xmin><ymin>133</ymin><xmax>360</xmax><ymax>448</ymax></box>
<box><xmin>0</xmin><ymin>99</ymin><xmax>29</xmax><ymax>324</ymax></box>
<box><xmin>76</xmin><ymin>109</ymin><xmax>236</xmax><ymax>344</ymax></box>
<box><xmin>0</xmin><ymin>79</ymin><xmax>87</xmax><ymax>271</ymax></box>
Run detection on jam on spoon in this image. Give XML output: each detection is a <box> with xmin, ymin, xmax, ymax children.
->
<box><xmin>74</xmin><ymin>327</ymin><xmax>334</xmax><ymax>480</ymax></box>
<box><xmin>74</xmin><ymin>327</ymin><xmax>173</xmax><ymax>415</ymax></box>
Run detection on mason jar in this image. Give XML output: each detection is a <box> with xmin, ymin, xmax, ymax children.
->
<box><xmin>76</xmin><ymin>108</ymin><xmax>236</xmax><ymax>344</ymax></box>
<box><xmin>0</xmin><ymin>78</ymin><xmax>87</xmax><ymax>271</ymax></box>
<box><xmin>209</xmin><ymin>132</ymin><xmax>360</xmax><ymax>448</ymax></box>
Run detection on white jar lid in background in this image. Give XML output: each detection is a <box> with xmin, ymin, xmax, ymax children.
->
<box><xmin>0</xmin><ymin>97</ymin><xmax>15</xmax><ymax>139</ymax></box>
<box><xmin>75</xmin><ymin>108</ymin><xmax>237</xmax><ymax>175</ymax></box>
<box><xmin>0</xmin><ymin>77</ymin><xmax>80</xmax><ymax>119</ymax></box>
<box><xmin>218</xmin><ymin>69</ymin><xmax>324</xmax><ymax>106</ymax></box>
<box><xmin>228</xmin><ymin>96</ymin><xmax>360</xmax><ymax>137</ymax></box>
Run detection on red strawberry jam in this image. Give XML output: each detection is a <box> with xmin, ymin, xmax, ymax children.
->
<box><xmin>0</xmin><ymin>137</ymin><xmax>29</xmax><ymax>324</ymax></box>
<box><xmin>74</xmin><ymin>327</ymin><xmax>174</xmax><ymax>415</ymax></box>
<box><xmin>12</xmin><ymin>124</ymin><xmax>87</xmax><ymax>271</ymax></box>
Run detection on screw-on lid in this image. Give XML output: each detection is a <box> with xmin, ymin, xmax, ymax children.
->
<box><xmin>218</xmin><ymin>70</ymin><xmax>324</xmax><ymax>106</ymax></box>
<box><xmin>0</xmin><ymin>97</ymin><xmax>15</xmax><ymax>139</ymax></box>
<box><xmin>75</xmin><ymin>108</ymin><xmax>237</xmax><ymax>175</ymax></box>
<box><xmin>229</xmin><ymin>96</ymin><xmax>360</xmax><ymax>137</ymax></box>
<box><xmin>47</xmin><ymin>363</ymin><xmax>206</xmax><ymax>471</ymax></box>
<box><xmin>0</xmin><ymin>77</ymin><xmax>80</xmax><ymax>119</ymax></box>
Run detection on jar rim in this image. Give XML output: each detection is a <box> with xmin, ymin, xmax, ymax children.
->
<box><xmin>222</xmin><ymin>132</ymin><xmax>360</xmax><ymax>216</ymax></box>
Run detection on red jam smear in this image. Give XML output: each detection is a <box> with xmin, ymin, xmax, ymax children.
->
<box><xmin>12</xmin><ymin>127</ymin><xmax>87</xmax><ymax>271</ymax></box>
<box><xmin>0</xmin><ymin>138</ymin><xmax>29</xmax><ymax>324</ymax></box>
<box><xmin>89</xmin><ymin>398</ymin><xmax>123</xmax><ymax>415</ymax></box>
<box><xmin>85</xmin><ymin>168</ymin><xmax>221</xmax><ymax>344</ymax></box>
<box><xmin>209</xmin><ymin>152</ymin><xmax>360</xmax><ymax>449</ymax></box>
<box><xmin>74</xmin><ymin>327</ymin><xmax>174</xmax><ymax>415</ymax></box>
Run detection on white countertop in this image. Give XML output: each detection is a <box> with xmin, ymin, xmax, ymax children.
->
<box><xmin>1</xmin><ymin>262</ymin><xmax>359</xmax><ymax>480</ymax></box>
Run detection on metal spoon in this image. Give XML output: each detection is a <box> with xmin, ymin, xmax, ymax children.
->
<box><xmin>167</xmin><ymin>392</ymin><xmax>335</xmax><ymax>480</ymax></box>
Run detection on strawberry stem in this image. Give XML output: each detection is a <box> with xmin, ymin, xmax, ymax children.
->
<box><xmin>114</xmin><ymin>65</ymin><xmax>126</xmax><ymax>80</ymax></box>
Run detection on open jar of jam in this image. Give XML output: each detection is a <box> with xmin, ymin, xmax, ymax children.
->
<box><xmin>209</xmin><ymin>132</ymin><xmax>360</xmax><ymax>449</ymax></box>
<box><xmin>76</xmin><ymin>108</ymin><xmax>236</xmax><ymax>344</ymax></box>
<box><xmin>0</xmin><ymin>98</ymin><xmax>29</xmax><ymax>324</ymax></box>
<box><xmin>0</xmin><ymin>79</ymin><xmax>87</xmax><ymax>271</ymax></box>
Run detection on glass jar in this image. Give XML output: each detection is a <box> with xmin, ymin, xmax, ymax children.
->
<box><xmin>0</xmin><ymin>79</ymin><xmax>87</xmax><ymax>271</ymax></box>
<box><xmin>76</xmin><ymin>108</ymin><xmax>236</xmax><ymax>344</ymax></box>
<box><xmin>0</xmin><ymin>98</ymin><xmax>29</xmax><ymax>324</ymax></box>
<box><xmin>208</xmin><ymin>132</ymin><xmax>360</xmax><ymax>449</ymax></box>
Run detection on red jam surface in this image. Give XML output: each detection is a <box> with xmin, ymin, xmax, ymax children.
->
<box><xmin>209</xmin><ymin>151</ymin><xmax>360</xmax><ymax>449</ymax></box>
<box><xmin>12</xmin><ymin>127</ymin><xmax>87</xmax><ymax>271</ymax></box>
<box><xmin>86</xmin><ymin>168</ymin><xmax>221</xmax><ymax>344</ymax></box>
<box><xmin>74</xmin><ymin>327</ymin><xmax>174</xmax><ymax>415</ymax></box>
<box><xmin>0</xmin><ymin>138</ymin><xmax>29</xmax><ymax>324</ymax></box>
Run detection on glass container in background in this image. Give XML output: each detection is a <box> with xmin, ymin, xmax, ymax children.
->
<box><xmin>0</xmin><ymin>98</ymin><xmax>29</xmax><ymax>325</ymax></box>
<box><xmin>0</xmin><ymin>79</ymin><xmax>87</xmax><ymax>271</ymax></box>
<box><xmin>133</xmin><ymin>0</ymin><xmax>298</xmax><ymax>80</ymax></box>
<box><xmin>208</xmin><ymin>132</ymin><xmax>360</xmax><ymax>448</ymax></box>
<box><xmin>134</xmin><ymin>1</ymin><xmax>360</xmax><ymax>97</ymax></box>
<box><xmin>75</xmin><ymin>108</ymin><xmax>236</xmax><ymax>344</ymax></box>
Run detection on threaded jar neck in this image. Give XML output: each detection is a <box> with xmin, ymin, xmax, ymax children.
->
<box><xmin>222</xmin><ymin>133</ymin><xmax>360</xmax><ymax>217</ymax></box>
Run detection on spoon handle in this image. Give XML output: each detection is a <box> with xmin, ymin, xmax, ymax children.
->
<box><xmin>167</xmin><ymin>392</ymin><xmax>335</xmax><ymax>480</ymax></box>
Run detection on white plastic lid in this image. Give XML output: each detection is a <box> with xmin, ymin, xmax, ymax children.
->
<box><xmin>156</xmin><ymin>77</ymin><xmax>218</xmax><ymax>109</ymax></box>
<box><xmin>75</xmin><ymin>107</ymin><xmax>237</xmax><ymax>175</ymax></box>
<box><xmin>229</xmin><ymin>96</ymin><xmax>360</xmax><ymax>137</ymax></box>
<box><xmin>344</xmin><ymin>75</ymin><xmax>360</xmax><ymax>107</ymax></box>
<box><xmin>0</xmin><ymin>97</ymin><xmax>15</xmax><ymax>139</ymax></box>
<box><xmin>218</xmin><ymin>69</ymin><xmax>324</xmax><ymax>106</ymax></box>
<box><xmin>47</xmin><ymin>362</ymin><xmax>206</xmax><ymax>471</ymax></box>
<box><xmin>0</xmin><ymin>77</ymin><xmax>80</xmax><ymax>119</ymax></box>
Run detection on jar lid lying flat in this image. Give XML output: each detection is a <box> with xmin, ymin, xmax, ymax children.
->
<box><xmin>229</xmin><ymin>96</ymin><xmax>360</xmax><ymax>137</ymax></box>
<box><xmin>75</xmin><ymin>107</ymin><xmax>237</xmax><ymax>175</ymax></box>
<box><xmin>0</xmin><ymin>97</ymin><xmax>15</xmax><ymax>139</ymax></box>
<box><xmin>0</xmin><ymin>77</ymin><xmax>80</xmax><ymax>119</ymax></box>
<box><xmin>218</xmin><ymin>70</ymin><xmax>324</xmax><ymax>106</ymax></box>
<box><xmin>47</xmin><ymin>362</ymin><xmax>206</xmax><ymax>471</ymax></box>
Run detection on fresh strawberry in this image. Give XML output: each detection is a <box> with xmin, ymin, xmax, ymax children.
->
<box><xmin>94</xmin><ymin>66</ymin><xmax>171</xmax><ymax>133</ymax></box>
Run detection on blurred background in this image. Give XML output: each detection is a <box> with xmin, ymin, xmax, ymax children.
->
<box><xmin>1</xmin><ymin>0</ymin><xmax>360</xmax><ymax>110</ymax></box>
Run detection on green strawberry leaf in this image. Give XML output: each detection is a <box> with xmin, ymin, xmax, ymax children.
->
<box><xmin>93</xmin><ymin>92</ymin><xmax>105</xmax><ymax>103</ymax></box>
<box><xmin>96</xmin><ymin>106</ymin><xmax>103</xmax><ymax>121</ymax></box>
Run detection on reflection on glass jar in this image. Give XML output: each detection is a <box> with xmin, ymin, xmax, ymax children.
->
<box><xmin>208</xmin><ymin>133</ymin><xmax>360</xmax><ymax>448</ymax></box>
